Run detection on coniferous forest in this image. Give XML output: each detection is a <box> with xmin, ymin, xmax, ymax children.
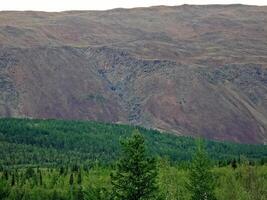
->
<box><xmin>0</xmin><ymin>118</ymin><xmax>267</xmax><ymax>200</ymax></box>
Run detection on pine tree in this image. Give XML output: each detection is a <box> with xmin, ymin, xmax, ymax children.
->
<box><xmin>11</xmin><ymin>173</ymin><xmax>15</xmax><ymax>186</ymax></box>
<box><xmin>25</xmin><ymin>167</ymin><xmax>35</xmax><ymax>179</ymax></box>
<box><xmin>70</xmin><ymin>173</ymin><xmax>74</xmax><ymax>200</ymax></box>
<box><xmin>231</xmin><ymin>159</ymin><xmax>237</xmax><ymax>170</ymax></box>
<box><xmin>39</xmin><ymin>170</ymin><xmax>43</xmax><ymax>186</ymax></box>
<box><xmin>76</xmin><ymin>187</ymin><xmax>84</xmax><ymax>200</ymax></box>
<box><xmin>188</xmin><ymin>139</ymin><xmax>216</xmax><ymax>200</ymax></box>
<box><xmin>111</xmin><ymin>130</ymin><xmax>160</xmax><ymax>200</ymax></box>
<box><xmin>3</xmin><ymin>170</ymin><xmax>8</xmax><ymax>180</ymax></box>
<box><xmin>69</xmin><ymin>173</ymin><xmax>74</xmax><ymax>186</ymax></box>
<box><xmin>51</xmin><ymin>190</ymin><xmax>61</xmax><ymax>200</ymax></box>
<box><xmin>59</xmin><ymin>166</ymin><xmax>65</xmax><ymax>175</ymax></box>
<box><xmin>77</xmin><ymin>171</ymin><xmax>82</xmax><ymax>185</ymax></box>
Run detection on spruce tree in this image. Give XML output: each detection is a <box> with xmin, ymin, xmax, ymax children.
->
<box><xmin>188</xmin><ymin>139</ymin><xmax>216</xmax><ymax>200</ymax></box>
<box><xmin>111</xmin><ymin>130</ymin><xmax>159</xmax><ymax>200</ymax></box>
<box><xmin>231</xmin><ymin>159</ymin><xmax>237</xmax><ymax>170</ymax></box>
<box><xmin>77</xmin><ymin>171</ymin><xmax>82</xmax><ymax>185</ymax></box>
<box><xmin>69</xmin><ymin>173</ymin><xmax>74</xmax><ymax>186</ymax></box>
<box><xmin>59</xmin><ymin>166</ymin><xmax>64</xmax><ymax>175</ymax></box>
<box><xmin>25</xmin><ymin>167</ymin><xmax>34</xmax><ymax>179</ymax></box>
<box><xmin>70</xmin><ymin>173</ymin><xmax>74</xmax><ymax>200</ymax></box>
<box><xmin>11</xmin><ymin>173</ymin><xmax>15</xmax><ymax>186</ymax></box>
<box><xmin>3</xmin><ymin>170</ymin><xmax>8</xmax><ymax>180</ymax></box>
<box><xmin>39</xmin><ymin>170</ymin><xmax>43</xmax><ymax>186</ymax></box>
<box><xmin>76</xmin><ymin>187</ymin><xmax>84</xmax><ymax>200</ymax></box>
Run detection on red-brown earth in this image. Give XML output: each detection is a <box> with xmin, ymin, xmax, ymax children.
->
<box><xmin>0</xmin><ymin>5</ymin><xmax>267</xmax><ymax>143</ymax></box>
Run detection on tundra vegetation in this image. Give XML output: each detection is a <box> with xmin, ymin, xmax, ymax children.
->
<box><xmin>0</xmin><ymin>118</ymin><xmax>267</xmax><ymax>200</ymax></box>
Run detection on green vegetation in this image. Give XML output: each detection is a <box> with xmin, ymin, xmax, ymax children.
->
<box><xmin>0</xmin><ymin>164</ymin><xmax>267</xmax><ymax>200</ymax></box>
<box><xmin>111</xmin><ymin>130</ymin><xmax>160</xmax><ymax>200</ymax></box>
<box><xmin>0</xmin><ymin>118</ymin><xmax>267</xmax><ymax>168</ymax></box>
<box><xmin>0</xmin><ymin>118</ymin><xmax>267</xmax><ymax>199</ymax></box>
<box><xmin>188</xmin><ymin>140</ymin><xmax>216</xmax><ymax>200</ymax></box>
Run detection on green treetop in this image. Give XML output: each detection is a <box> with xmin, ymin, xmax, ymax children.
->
<box><xmin>111</xmin><ymin>130</ymin><xmax>160</xmax><ymax>200</ymax></box>
<box><xmin>188</xmin><ymin>139</ymin><xmax>216</xmax><ymax>200</ymax></box>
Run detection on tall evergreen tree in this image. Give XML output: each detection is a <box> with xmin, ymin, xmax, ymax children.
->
<box><xmin>111</xmin><ymin>130</ymin><xmax>160</xmax><ymax>200</ymax></box>
<box><xmin>188</xmin><ymin>139</ymin><xmax>216</xmax><ymax>200</ymax></box>
<box><xmin>3</xmin><ymin>170</ymin><xmax>8</xmax><ymax>180</ymax></box>
<box><xmin>39</xmin><ymin>170</ymin><xmax>43</xmax><ymax>186</ymax></box>
<box><xmin>77</xmin><ymin>171</ymin><xmax>82</xmax><ymax>185</ymax></box>
<box><xmin>70</xmin><ymin>173</ymin><xmax>74</xmax><ymax>200</ymax></box>
<box><xmin>25</xmin><ymin>167</ymin><xmax>35</xmax><ymax>179</ymax></box>
<box><xmin>76</xmin><ymin>187</ymin><xmax>84</xmax><ymax>200</ymax></box>
<box><xmin>231</xmin><ymin>159</ymin><xmax>237</xmax><ymax>170</ymax></box>
<box><xmin>59</xmin><ymin>166</ymin><xmax>65</xmax><ymax>175</ymax></box>
<box><xmin>69</xmin><ymin>173</ymin><xmax>74</xmax><ymax>186</ymax></box>
<box><xmin>11</xmin><ymin>173</ymin><xmax>15</xmax><ymax>186</ymax></box>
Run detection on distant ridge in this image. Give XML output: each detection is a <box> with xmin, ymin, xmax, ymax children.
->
<box><xmin>0</xmin><ymin>5</ymin><xmax>266</xmax><ymax>143</ymax></box>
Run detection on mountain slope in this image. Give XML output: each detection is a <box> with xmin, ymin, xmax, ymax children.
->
<box><xmin>0</xmin><ymin>5</ymin><xmax>267</xmax><ymax>143</ymax></box>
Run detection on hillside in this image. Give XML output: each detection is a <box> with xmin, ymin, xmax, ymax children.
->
<box><xmin>0</xmin><ymin>5</ymin><xmax>267</xmax><ymax>143</ymax></box>
<box><xmin>0</xmin><ymin>118</ymin><xmax>266</xmax><ymax>167</ymax></box>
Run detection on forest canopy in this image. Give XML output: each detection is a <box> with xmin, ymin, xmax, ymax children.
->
<box><xmin>0</xmin><ymin>118</ymin><xmax>266</xmax><ymax>168</ymax></box>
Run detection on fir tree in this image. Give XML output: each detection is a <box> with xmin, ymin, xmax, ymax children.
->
<box><xmin>70</xmin><ymin>173</ymin><xmax>74</xmax><ymax>200</ymax></box>
<box><xmin>39</xmin><ymin>170</ymin><xmax>43</xmax><ymax>186</ymax></box>
<box><xmin>59</xmin><ymin>166</ymin><xmax>65</xmax><ymax>175</ymax></box>
<box><xmin>76</xmin><ymin>187</ymin><xmax>84</xmax><ymax>200</ymax></box>
<box><xmin>51</xmin><ymin>190</ymin><xmax>61</xmax><ymax>200</ymax></box>
<box><xmin>77</xmin><ymin>171</ymin><xmax>82</xmax><ymax>185</ymax></box>
<box><xmin>3</xmin><ymin>170</ymin><xmax>8</xmax><ymax>180</ymax></box>
<box><xmin>11</xmin><ymin>173</ymin><xmax>15</xmax><ymax>186</ymax></box>
<box><xmin>111</xmin><ymin>130</ymin><xmax>160</xmax><ymax>200</ymax></box>
<box><xmin>188</xmin><ymin>139</ymin><xmax>216</xmax><ymax>200</ymax></box>
<box><xmin>25</xmin><ymin>167</ymin><xmax>35</xmax><ymax>179</ymax></box>
<box><xmin>69</xmin><ymin>173</ymin><xmax>74</xmax><ymax>186</ymax></box>
<box><xmin>231</xmin><ymin>159</ymin><xmax>237</xmax><ymax>170</ymax></box>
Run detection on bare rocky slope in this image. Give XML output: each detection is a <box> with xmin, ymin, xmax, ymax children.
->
<box><xmin>0</xmin><ymin>5</ymin><xmax>267</xmax><ymax>143</ymax></box>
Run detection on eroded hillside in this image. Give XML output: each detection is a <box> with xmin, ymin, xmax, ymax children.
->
<box><xmin>0</xmin><ymin>5</ymin><xmax>267</xmax><ymax>143</ymax></box>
